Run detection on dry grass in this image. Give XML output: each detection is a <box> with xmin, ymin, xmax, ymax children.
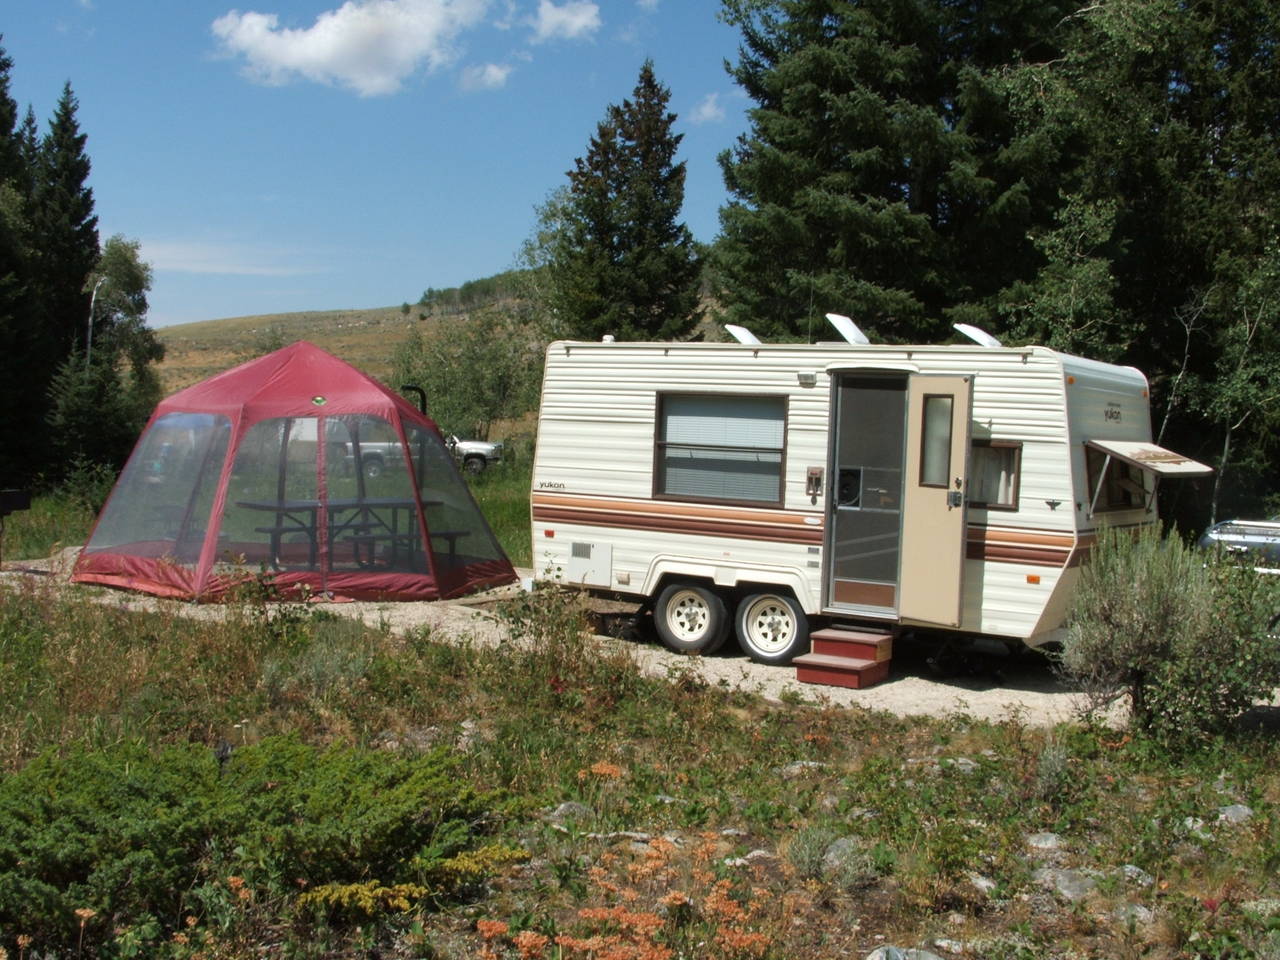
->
<box><xmin>155</xmin><ymin>305</ymin><xmax>422</xmax><ymax>392</ymax></box>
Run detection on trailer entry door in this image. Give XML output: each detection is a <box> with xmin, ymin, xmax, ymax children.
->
<box><xmin>898</xmin><ymin>375</ymin><xmax>972</xmax><ymax>627</ymax></box>
<box><xmin>826</xmin><ymin>374</ymin><xmax>907</xmax><ymax>615</ymax></box>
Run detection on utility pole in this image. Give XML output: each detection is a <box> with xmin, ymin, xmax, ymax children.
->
<box><xmin>86</xmin><ymin>276</ymin><xmax>105</xmax><ymax>366</ymax></box>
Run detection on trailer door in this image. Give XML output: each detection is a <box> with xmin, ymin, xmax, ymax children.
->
<box><xmin>898</xmin><ymin>375</ymin><xmax>972</xmax><ymax>627</ymax></box>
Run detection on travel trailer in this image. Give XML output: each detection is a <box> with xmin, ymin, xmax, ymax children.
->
<box><xmin>529</xmin><ymin>325</ymin><xmax>1212</xmax><ymax>687</ymax></box>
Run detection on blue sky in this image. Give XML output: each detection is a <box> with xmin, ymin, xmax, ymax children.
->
<box><xmin>4</xmin><ymin>1</ymin><xmax>750</xmax><ymax>327</ymax></box>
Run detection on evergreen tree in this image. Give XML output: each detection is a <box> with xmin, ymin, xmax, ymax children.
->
<box><xmin>0</xmin><ymin>39</ymin><xmax>32</xmax><ymax>485</ymax></box>
<box><xmin>998</xmin><ymin>0</ymin><xmax>1280</xmax><ymax>523</ymax></box>
<box><xmin>546</xmin><ymin>60</ymin><xmax>702</xmax><ymax>340</ymax></box>
<box><xmin>713</xmin><ymin>0</ymin><xmax>1074</xmax><ymax>341</ymax></box>
<box><xmin>0</xmin><ymin>40</ymin><xmax>19</xmax><ymax>182</ymax></box>
<box><xmin>32</xmin><ymin>82</ymin><xmax>99</xmax><ymax>362</ymax></box>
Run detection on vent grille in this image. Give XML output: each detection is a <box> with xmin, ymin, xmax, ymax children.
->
<box><xmin>571</xmin><ymin>542</ymin><xmax>592</xmax><ymax>560</ymax></box>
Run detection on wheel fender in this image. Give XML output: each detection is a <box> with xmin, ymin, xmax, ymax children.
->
<box><xmin>642</xmin><ymin>559</ymin><xmax>817</xmax><ymax>613</ymax></box>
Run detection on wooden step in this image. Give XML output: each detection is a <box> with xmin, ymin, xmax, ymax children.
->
<box><xmin>809</xmin><ymin>626</ymin><xmax>893</xmax><ymax>662</ymax></box>
<box><xmin>794</xmin><ymin>652</ymin><xmax>891</xmax><ymax>690</ymax></box>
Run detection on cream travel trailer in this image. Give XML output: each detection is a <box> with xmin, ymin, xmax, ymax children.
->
<box><xmin>529</xmin><ymin>325</ymin><xmax>1211</xmax><ymax>688</ymax></box>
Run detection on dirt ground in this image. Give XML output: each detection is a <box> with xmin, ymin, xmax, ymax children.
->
<box><xmin>3</xmin><ymin>549</ymin><xmax>1107</xmax><ymax>727</ymax></box>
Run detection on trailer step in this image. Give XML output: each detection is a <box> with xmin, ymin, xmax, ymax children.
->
<box><xmin>808</xmin><ymin>626</ymin><xmax>893</xmax><ymax>662</ymax></box>
<box><xmin>795</xmin><ymin>627</ymin><xmax>893</xmax><ymax>689</ymax></box>
<box><xmin>794</xmin><ymin>652</ymin><xmax>890</xmax><ymax>689</ymax></box>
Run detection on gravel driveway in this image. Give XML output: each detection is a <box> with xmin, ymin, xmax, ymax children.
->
<box><xmin>5</xmin><ymin>552</ymin><xmax>1097</xmax><ymax>726</ymax></box>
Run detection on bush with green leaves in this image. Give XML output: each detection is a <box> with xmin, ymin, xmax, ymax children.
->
<box><xmin>1060</xmin><ymin>524</ymin><xmax>1280</xmax><ymax>747</ymax></box>
<box><xmin>0</xmin><ymin>737</ymin><xmax>497</xmax><ymax>957</ymax></box>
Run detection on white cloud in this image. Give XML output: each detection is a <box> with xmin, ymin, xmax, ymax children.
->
<box><xmin>146</xmin><ymin>240</ymin><xmax>315</xmax><ymax>277</ymax></box>
<box><xmin>212</xmin><ymin>0</ymin><xmax>491</xmax><ymax>97</ymax></box>
<box><xmin>529</xmin><ymin>0</ymin><xmax>600</xmax><ymax>44</ymax></box>
<box><xmin>690</xmin><ymin>92</ymin><xmax>725</xmax><ymax>126</ymax></box>
<box><xmin>459</xmin><ymin>62</ymin><xmax>512</xmax><ymax>90</ymax></box>
<box><xmin>636</xmin><ymin>0</ymin><xmax>658</xmax><ymax>11</ymax></box>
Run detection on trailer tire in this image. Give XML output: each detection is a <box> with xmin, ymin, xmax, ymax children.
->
<box><xmin>654</xmin><ymin>583</ymin><xmax>728</xmax><ymax>655</ymax></box>
<box><xmin>736</xmin><ymin>592</ymin><xmax>809</xmax><ymax>665</ymax></box>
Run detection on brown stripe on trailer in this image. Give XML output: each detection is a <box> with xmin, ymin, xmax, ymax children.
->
<box><xmin>531</xmin><ymin>493</ymin><xmax>825</xmax><ymax>545</ymax></box>
<box><xmin>965</xmin><ymin>524</ymin><xmax>1076</xmax><ymax>567</ymax></box>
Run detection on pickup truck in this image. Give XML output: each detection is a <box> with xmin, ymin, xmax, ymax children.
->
<box><xmin>446</xmin><ymin>435</ymin><xmax>504</xmax><ymax>474</ymax></box>
<box><xmin>1199</xmin><ymin>517</ymin><xmax>1280</xmax><ymax>569</ymax></box>
<box><xmin>346</xmin><ymin>436</ymin><xmax>504</xmax><ymax>479</ymax></box>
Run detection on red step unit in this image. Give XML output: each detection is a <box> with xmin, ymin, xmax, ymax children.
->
<box><xmin>794</xmin><ymin>627</ymin><xmax>893</xmax><ymax>689</ymax></box>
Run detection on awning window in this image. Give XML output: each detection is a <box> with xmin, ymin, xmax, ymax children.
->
<box><xmin>1085</xmin><ymin>440</ymin><xmax>1213</xmax><ymax>477</ymax></box>
<box><xmin>1085</xmin><ymin>440</ymin><xmax>1212</xmax><ymax>516</ymax></box>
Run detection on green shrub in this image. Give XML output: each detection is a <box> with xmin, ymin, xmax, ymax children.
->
<box><xmin>1060</xmin><ymin>525</ymin><xmax>1280</xmax><ymax>748</ymax></box>
<box><xmin>0</xmin><ymin>737</ymin><xmax>497</xmax><ymax>956</ymax></box>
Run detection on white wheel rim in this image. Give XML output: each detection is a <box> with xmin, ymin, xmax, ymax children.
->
<box><xmin>744</xmin><ymin>597</ymin><xmax>794</xmax><ymax>655</ymax></box>
<box><xmin>667</xmin><ymin>590</ymin><xmax>709</xmax><ymax>642</ymax></box>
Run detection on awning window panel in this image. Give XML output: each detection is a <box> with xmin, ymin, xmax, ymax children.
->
<box><xmin>1085</xmin><ymin>440</ymin><xmax>1212</xmax><ymax>477</ymax></box>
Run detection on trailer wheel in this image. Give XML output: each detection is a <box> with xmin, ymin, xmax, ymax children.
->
<box><xmin>654</xmin><ymin>583</ymin><xmax>728</xmax><ymax>654</ymax></box>
<box><xmin>735</xmin><ymin>592</ymin><xmax>809</xmax><ymax>665</ymax></box>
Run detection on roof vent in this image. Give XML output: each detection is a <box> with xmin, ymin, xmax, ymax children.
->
<box><xmin>826</xmin><ymin>313</ymin><xmax>870</xmax><ymax>345</ymax></box>
<box><xmin>953</xmin><ymin>323</ymin><xmax>1002</xmax><ymax>348</ymax></box>
<box><xmin>724</xmin><ymin>324</ymin><xmax>761</xmax><ymax>345</ymax></box>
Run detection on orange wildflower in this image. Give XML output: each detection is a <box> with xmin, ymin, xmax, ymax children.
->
<box><xmin>476</xmin><ymin>919</ymin><xmax>509</xmax><ymax>940</ymax></box>
<box><xmin>513</xmin><ymin>929</ymin><xmax>550</xmax><ymax>959</ymax></box>
<box><xmin>578</xmin><ymin>760</ymin><xmax>624</xmax><ymax>781</ymax></box>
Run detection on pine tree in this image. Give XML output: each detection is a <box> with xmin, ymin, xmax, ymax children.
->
<box><xmin>0</xmin><ymin>39</ymin><xmax>32</xmax><ymax>484</ymax></box>
<box><xmin>713</xmin><ymin>0</ymin><xmax>1074</xmax><ymax>342</ymax></box>
<box><xmin>32</xmin><ymin>82</ymin><xmax>99</xmax><ymax>361</ymax></box>
<box><xmin>998</xmin><ymin>0</ymin><xmax>1280</xmax><ymax>524</ymax></box>
<box><xmin>547</xmin><ymin>60</ymin><xmax>702</xmax><ymax>340</ymax></box>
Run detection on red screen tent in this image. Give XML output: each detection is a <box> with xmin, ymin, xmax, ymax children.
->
<box><xmin>73</xmin><ymin>341</ymin><xmax>517</xmax><ymax>601</ymax></box>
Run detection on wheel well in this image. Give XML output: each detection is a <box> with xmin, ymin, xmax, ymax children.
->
<box><xmin>733</xmin><ymin>582</ymin><xmax>800</xmax><ymax>602</ymax></box>
<box><xmin>648</xmin><ymin>576</ymin><xmax>810</xmax><ymax>612</ymax></box>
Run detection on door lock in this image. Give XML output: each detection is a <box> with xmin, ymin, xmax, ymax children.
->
<box><xmin>806</xmin><ymin>466</ymin><xmax>824</xmax><ymax>498</ymax></box>
<box><xmin>947</xmin><ymin>490</ymin><xmax>963</xmax><ymax>508</ymax></box>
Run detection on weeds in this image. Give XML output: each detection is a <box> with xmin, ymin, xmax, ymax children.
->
<box><xmin>1</xmin><ymin>575</ymin><xmax>1279</xmax><ymax>958</ymax></box>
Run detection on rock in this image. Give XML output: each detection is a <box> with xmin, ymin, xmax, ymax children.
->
<box><xmin>864</xmin><ymin>948</ymin><xmax>946</xmax><ymax>960</ymax></box>
<box><xmin>1112</xmin><ymin>904</ymin><xmax>1154</xmax><ymax>927</ymax></box>
<box><xmin>1120</xmin><ymin>864</ymin><xmax>1154</xmax><ymax>887</ymax></box>
<box><xmin>456</xmin><ymin>719</ymin><xmax>481</xmax><ymax>751</ymax></box>
<box><xmin>721</xmin><ymin>828</ymin><xmax>748</xmax><ymax>838</ymax></box>
<box><xmin>1241</xmin><ymin>899</ymin><xmax>1280</xmax><ymax>918</ymax></box>
<box><xmin>822</xmin><ymin>836</ymin><xmax>865</xmax><ymax>872</ymax></box>
<box><xmin>654</xmin><ymin>794</ymin><xmax>678</xmax><ymax>805</ymax></box>
<box><xmin>966</xmin><ymin>872</ymin><xmax>998</xmax><ymax>895</ymax></box>
<box><xmin>778</xmin><ymin>760</ymin><xmax>827</xmax><ymax>779</ymax></box>
<box><xmin>548</xmin><ymin>801</ymin><xmax>594</xmax><ymax>824</ymax></box>
<box><xmin>1026</xmin><ymin>832</ymin><xmax>1062</xmax><ymax>852</ymax></box>
<box><xmin>1217</xmin><ymin>804</ymin><xmax>1253</xmax><ymax>825</ymax></box>
<box><xmin>1033</xmin><ymin>867</ymin><xmax>1097</xmax><ymax>901</ymax></box>
<box><xmin>745</xmin><ymin>849</ymin><xmax>775</xmax><ymax>862</ymax></box>
<box><xmin>1182</xmin><ymin>816</ymin><xmax>1212</xmax><ymax>840</ymax></box>
<box><xmin>724</xmin><ymin>856</ymin><xmax>749</xmax><ymax>867</ymax></box>
<box><xmin>943</xmin><ymin>757</ymin><xmax>978</xmax><ymax>774</ymax></box>
<box><xmin>373</xmin><ymin>725</ymin><xmax>444</xmax><ymax>751</ymax></box>
<box><xmin>933</xmin><ymin>938</ymin><xmax>966</xmax><ymax>954</ymax></box>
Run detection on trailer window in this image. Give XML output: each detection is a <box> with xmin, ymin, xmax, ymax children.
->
<box><xmin>919</xmin><ymin>395</ymin><xmax>954</xmax><ymax>487</ymax></box>
<box><xmin>656</xmin><ymin>394</ymin><xmax>785</xmax><ymax>504</ymax></box>
<box><xmin>969</xmin><ymin>441</ymin><xmax>1021</xmax><ymax>510</ymax></box>
<box><xmin>1086</xmin><ymin>445</ymin><xmax>1147</xmax><ymax>512</ymax></box>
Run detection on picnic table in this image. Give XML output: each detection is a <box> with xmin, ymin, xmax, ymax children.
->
<box><xmin>234</xmin><ymin>496</ymin><xmax>464</xmax><ymax>570</ymax></box>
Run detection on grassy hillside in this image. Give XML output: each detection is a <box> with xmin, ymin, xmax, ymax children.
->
<box><xmin>154</xmin><ymin>305</ymin><xmax>419</xmax><ymax>393</ymax></box>
<box><xmin>152</xmin><ymin>270</ymin><xmax>536</xmax><ymax>394</ymax></box>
